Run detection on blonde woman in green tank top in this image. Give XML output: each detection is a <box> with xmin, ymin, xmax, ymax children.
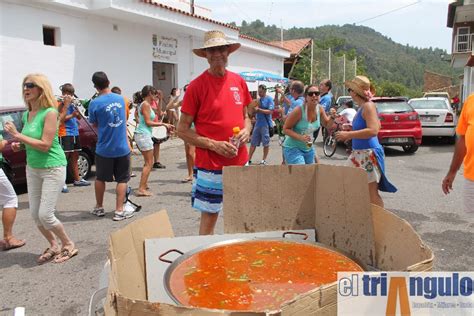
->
<box><xmin>4</xmin><ymin>74</ymin><xmax>78</xmax><ymax>264</ymax></box>
<box><xmin>282</xmin><ymin>84</ymin><xmax>334</xmax><ymax>164</ymax></box>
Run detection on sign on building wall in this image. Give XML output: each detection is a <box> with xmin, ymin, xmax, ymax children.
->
<box><xmin>153</xmin><ymin>34</ymin><xmax>178</xmax><ymax>63</ymax></box>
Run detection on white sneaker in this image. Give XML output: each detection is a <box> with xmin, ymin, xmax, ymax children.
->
<box><xmin>91</xmin><ymin>207</ymin><xmax>105</xmax><ymax>217</ymax></box>
<box><xmin>260</xmin><ymin>160</ymin><xmax>268</xmax><ymax>165</ymax></box>
<box><xmin>113</xmin><ymin>209</ymin><xmax>135</xmax><ymax>221</ymax></box>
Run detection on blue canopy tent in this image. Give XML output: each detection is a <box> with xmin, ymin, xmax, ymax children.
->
<box><xmin>239</xmin><ymin>71</ymin><xmax>289</xmax><ymax>85</ymax></box>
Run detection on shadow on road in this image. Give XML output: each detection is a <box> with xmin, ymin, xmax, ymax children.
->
<box><xmin>175</xmin><ymin>162</ymin><xmax>187</xmax><ymax>170</ymax></box>
<box><xmin>148</xmin><ymin>179</ymin><xmax>185</xmax><ymax>185</ymax></box>
<box><xmin>160</xmin><ymin>191</ymin><xmax>191</xmax><ymax>197</ymax></box>
<box><xmin>17</xmin><ymin>201</ymin><xmax>29</xmax><ymax>211</ymax></box>
<box><xmin>57</xmin><ymin>211</ymin><xmax>112</xmax><ymax>223</ymax></box>
<box><xmin>0</xmin><ymin>251</ymin><xmax>39</xmax><ymax>269</ymax></box>
<box><xmin>420</xmin><ymin>137</ymin><xmax>455</xmax><ymax>154</ymax></box>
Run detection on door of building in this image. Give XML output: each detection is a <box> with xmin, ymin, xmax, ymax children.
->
<box><xmin>153</xmin><ymin>62</ymin><xmax>176</xmax><ymax>110</ymax></box>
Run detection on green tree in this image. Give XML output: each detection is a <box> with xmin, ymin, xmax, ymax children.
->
<box><xmin>290</xmin><ymin>47</ymin><xmax>312</xmax><ymax>84</ymax></box>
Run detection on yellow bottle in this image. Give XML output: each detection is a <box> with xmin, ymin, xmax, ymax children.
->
<box><xmin>230</xmin><ymin>126</ymin><xmax>241</xmax><ymax>147</ymax></box>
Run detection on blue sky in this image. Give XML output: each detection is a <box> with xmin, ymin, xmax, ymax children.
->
<box><xmin>198</xmin><ymin>0</ymin><xmax>453</xmax><ymax>52</ymax></box>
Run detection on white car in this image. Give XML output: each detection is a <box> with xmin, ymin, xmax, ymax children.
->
<box><xmin>408</xmin><ymin>97</ymin><xmax>457</xmax><ymax>143</ymax></box>
<box><xmin>336</xmin><ymin>95</ymin><xmax>352</xmax><ymax>107</ymax></box>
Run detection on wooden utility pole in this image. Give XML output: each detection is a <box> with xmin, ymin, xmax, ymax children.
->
<box><xmin>280</xmin><ymin>19</ymin><xmax>283</xmax><ymax>47</ymax></box>
<box><xmin>310</xmin><ymin>39</ymin><xmax>314</xmax><ymax>83</ymax></box>
<box><xmin>328</xmin><ymin>48</ymin><xmax>331</xmax><ymax>80</ymax></box>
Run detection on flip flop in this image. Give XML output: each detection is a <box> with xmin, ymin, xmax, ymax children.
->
<box><xmin>2</xmin><ymin>238</ymin><xmax>26</xmax><ymax>251</ymax></box>
<box><xmin>53</xmin><ymin>248</ymin><xmax>79</xmax><ymax>264</ymax></box>
<box><xmin>37</xmin><ymin>248</ymin><xmax>60</xmax><ymax>265</ymax></box>
<box><xmin>181</xmin><ymin>177</ymin><xmax>193</xmax><ymax>183</ymax></box>
<box><xmin>136</xmin><ymin>190</ymin><xmax>153</xmax><ymax>197</ymax></box>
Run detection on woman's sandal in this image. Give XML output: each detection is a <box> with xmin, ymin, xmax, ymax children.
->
<box><xmin>53</xmin><ymin>248</ymin><xmax>79</xmax><ymax>264</ymax></box>
<box><xmin>181</xmin><ymin>177</ymin><xmax>193</xmax><ymax>183</ymax></box>
<box><xmin>1</xmin><ymin>238</ymin><xmax>26</xmax><ymax>251</ymax></box>
<box><xmin>37</xmin><ymin>248</ymin><xmax>60</xmax><ymax>265</ymax></box>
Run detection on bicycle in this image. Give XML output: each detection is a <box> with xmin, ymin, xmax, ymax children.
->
<box><xmin>322</xmin><ymin>124</ymin><xmax>340</xmax><ymax>158</ymax></box>
<box><xmin>323</xmin><ymin>116</ymin><xmax>350</xmax><ymax>157</ymax></box>
<box><xmin>274</xmin><ymin>117</ymin><xmax>285</xmax><ymax>145</ymax></box>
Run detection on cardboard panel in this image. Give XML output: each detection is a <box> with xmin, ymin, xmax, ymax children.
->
<box><xmin>371</xmin><ymin>205</ymin><xmax>434</xmax><ymax>271</ymax></box>
<box><xmin>280</xmin><ymin>287</ymin><xmax>322</xmax><ymax>315</ymax></box>
<box><xmin>108</xmin><ymin>211</ymin><xmax>174</xmax><ymax>302</ymax></box>
<box><xmin>113</xmin><ymin>295</ymin><xmax>274</xmax><ymax>316</ymax></box>
<box><xmin>105</xmin><ymin>167</ymin><xmax>434</xmax><ymax>316</ymax></box>
<box><xmin>314</xmin><ymin>164</ymin><xmax>375</xmax><ymax>266</ymax></box>
<box><xmin>223</xmin><ymin>165</ymin><xmax>316</xmax><ymax>233</ymax></box>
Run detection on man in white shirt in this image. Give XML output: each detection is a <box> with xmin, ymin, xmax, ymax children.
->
<box><xmin>339</xmin><ymin>100</ymin><xmax>357</xmax><ymax>124</ymax></box>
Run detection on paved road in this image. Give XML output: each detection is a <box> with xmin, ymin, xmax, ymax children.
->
<box><xmin>1</xmin><ymin>136</ymin><xmax>472</xmax><ymax>315</ymax></box>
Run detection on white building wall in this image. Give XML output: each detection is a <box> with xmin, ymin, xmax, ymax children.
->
<box><xmin>230</xmin><ymin>47</ymin><xmax>284</xmax><ymax>76</ymax></box>
<box><xmin>1</xmin><ymin>1</ymin><xmax>153</xmax><ymax>104</ymax></box>
<box><xmin>0</xmin><ymin>1</ymin><xmax>287</xmax><ymax>106</ymax></box>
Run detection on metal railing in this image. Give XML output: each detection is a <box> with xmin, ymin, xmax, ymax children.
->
<box><xmin>453</xmin><ymin>33</ymin><xmax>474</xmax><ymax>53</ymax></box>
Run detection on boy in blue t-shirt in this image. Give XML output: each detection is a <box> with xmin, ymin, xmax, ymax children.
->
<box><xmin>88</xmin><ymin>71</ymin><xmax>133</xmax><ymax>221</ymax></box>
<box><xmin>248</xmin><ymin>85</ymin><xmax>274</xmax><ymax>165</ymax></box>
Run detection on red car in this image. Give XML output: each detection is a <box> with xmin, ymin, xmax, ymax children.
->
<box><xmin>0</xmin><ymin>106</ymin><xmax>97</xmax><ymax>185</ymax></box>
<box><xmin>372</xmin><ymin>97</ymin><xmax>422</xmax><ymax>153</ymax></box>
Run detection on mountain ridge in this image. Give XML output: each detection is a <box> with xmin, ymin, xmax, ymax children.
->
<box><xmin>235</xmin><ymin>21</ymin><xmax>459</xmax><ymax>92</ymax></box>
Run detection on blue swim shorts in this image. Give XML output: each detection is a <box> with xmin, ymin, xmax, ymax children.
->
<box><xmin>191</xmin><ymin>168</ymin><xmax>223</xmax><ymax>213</ymax></box>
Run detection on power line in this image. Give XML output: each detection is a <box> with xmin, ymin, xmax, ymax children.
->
<box><xmin>354</xmin><ymin>1</ymin><xmax>421</xmax><ymax>24</ymax></box>
<box><xmin>267</xmin><ymin>1</ymin><xmax>274</xmax><ymax>24</ymax></box>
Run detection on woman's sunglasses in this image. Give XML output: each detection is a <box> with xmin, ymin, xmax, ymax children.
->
<box><xmin>23</xmin><ymin>82</ymin><xmax>37</xmax><ymax>89</ymax></box>
<box><xmin>307</xmin><ymin>91</ymin><xmax>320</xmax><ymax>97</ymax></box>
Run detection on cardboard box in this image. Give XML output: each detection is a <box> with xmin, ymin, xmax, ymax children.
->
<box><xmin>105</xmin><ymin>164</ymin><xmax>434</xmax><ymax>315</ymax></box>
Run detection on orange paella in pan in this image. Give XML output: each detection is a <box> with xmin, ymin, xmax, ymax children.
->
<box><xmin>160</xmin><ymin>235</ymin><xmax>365</xmax><ymax>312</ymax></box>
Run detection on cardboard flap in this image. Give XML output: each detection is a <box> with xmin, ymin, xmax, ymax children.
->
<box><xmin>223</xmin><ymin>165</ymin><xmax>317</xmax><ymax>233</ymax></box>
<box><xmin>108</xmin><ymin>211</ymin><xmax>174</xmax><ymax>301</ymax></box>
<box><xmin>113</xmin><ymin>294</ymin><xmax>277</xmax><ymax>315</ymax></box>
<box><xmin>371</xmin><ymin>205</ymin><xmax>434</xmax><ymax>271</ymax></box>
<box><xmin>314</xmin><ymin>164</ymin><xmax>375</xmax><ymax>266</ymax></box>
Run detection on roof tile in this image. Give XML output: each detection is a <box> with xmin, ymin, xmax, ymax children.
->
<box><xmin>268</xmin><ymin>38</ymin><xmax>313</xmax><ymax>55</ymax></box>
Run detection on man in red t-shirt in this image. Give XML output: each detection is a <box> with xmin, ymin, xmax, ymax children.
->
<box><xmin>178</xmin><ymin>30</ymin><xmax>252</xmax><ymax>235</ymax></box>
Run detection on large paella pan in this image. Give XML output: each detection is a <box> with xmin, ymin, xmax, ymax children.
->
<box><xmin>159</xmin><ymin>232</ymin><xmax>366</xmax><ymax>312</ymax></box>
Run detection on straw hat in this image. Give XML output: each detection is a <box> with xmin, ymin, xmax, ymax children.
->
<box><xmin>344</xmin><ymin>75</ymin><xmax>375</xmax><ymax>99</ymax></box>
<box><xmin>193</xmin><ymin>30</ymin><xmax>241</xmax><ymax>58</ymax></box>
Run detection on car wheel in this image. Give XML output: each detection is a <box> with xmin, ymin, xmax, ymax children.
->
<box><xmin>77</xmin><ymin>151</ymin><xmax>92</xmax><ymax>180</ymax></box>
<box><xmin>66</xmin><ymin>151</ymin><xmax>92</xmax><ymax>183</ymax></box>
<box><xmin>402</xmin><ymin>144</ymin><xmax>418</xmax><ymax>154</ymax></box>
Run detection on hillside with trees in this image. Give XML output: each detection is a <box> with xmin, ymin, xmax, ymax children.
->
<box><xmin>233</xmin><ymin>20</ymin><xmax>460</xmax><ymax>97</ymax></box>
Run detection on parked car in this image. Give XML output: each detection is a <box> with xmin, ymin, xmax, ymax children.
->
<box><xmin>423</xmin><ymin>92</ymin><xmax>450</xmax><ymax>100</ymax></box>
<box><xmin>0</xmin><ymin>105</ymin><xmax>97</xmax><ymax>185</ymax></box>
<box><xmin>336</xmin><ymin>95</ymin><xmax>352</xmax><ymax>107</ymax></box>
<box><xmin>372</xmin><ymin>97</ymin><xmax>422</xmax><ymax>153</ymax></box>
<box><xmin>408</xmin><ymin>97</ymin><xmax>457</xmax><ymax>144</ymax></box>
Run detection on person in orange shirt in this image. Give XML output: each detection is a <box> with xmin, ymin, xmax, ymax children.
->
<box><xmin>442</xmin><ymin>94</ymin><xmax>474</xmax><ymax>218</ymax></box>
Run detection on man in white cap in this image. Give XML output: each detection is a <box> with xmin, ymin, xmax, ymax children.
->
<box><xmin>178</xmin><ymin>30</ymin><xmax>252</xmax><ymax>235</ymax></box>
